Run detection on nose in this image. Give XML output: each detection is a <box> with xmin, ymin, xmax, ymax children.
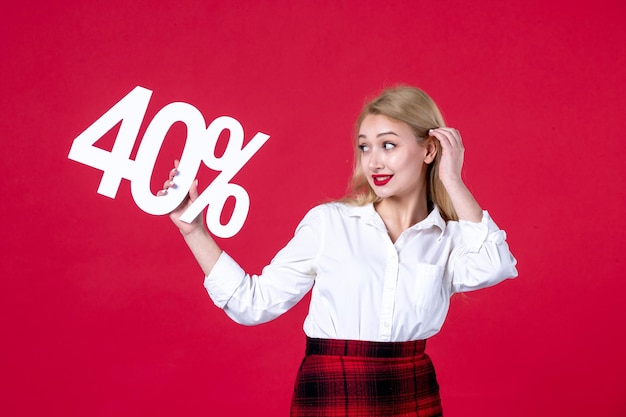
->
<box><xmin>368</xmin><ymin>149</ymin><xmax>383</xmax><ymax>171</ymax></box>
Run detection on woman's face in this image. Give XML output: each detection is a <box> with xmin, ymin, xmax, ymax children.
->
<box><xmin>358</xmin><ymin>114</ymin><xmax>433</xmax><ymax>203</ymax></box>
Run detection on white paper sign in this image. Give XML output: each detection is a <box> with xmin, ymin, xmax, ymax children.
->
<box><xmin>68</xmin><ymin>86</ymin><xmax>270</xmax><ymax>238</ymax></box>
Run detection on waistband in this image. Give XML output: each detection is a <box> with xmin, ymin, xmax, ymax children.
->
<box><xmin>305</xmin><ymin>337</ymin><xmax>427</xmax><ymax>358</ymax></box>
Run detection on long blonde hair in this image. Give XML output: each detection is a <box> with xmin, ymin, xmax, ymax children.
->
<box><xmin>340</xmin><ymin>86</ymin><xmax>458</xmax><ymax>222</ymax></box>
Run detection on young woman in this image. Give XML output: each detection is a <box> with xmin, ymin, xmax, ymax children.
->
<box><xmin>158</xmin><ymin>86</ymin><xmax>518</xmax><ymax>416</ymax></box>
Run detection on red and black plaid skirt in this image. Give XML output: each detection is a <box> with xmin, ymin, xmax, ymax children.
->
<box><xmin>290</xmin><ymin>337</ymin><xmax>443</xmax><ymax>417</ymax></box>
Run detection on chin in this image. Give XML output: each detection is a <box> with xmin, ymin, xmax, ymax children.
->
<box><xmin>373</xmin><ymin>191</ymin><xmax>392</xmax><ymax>200</ymax></box>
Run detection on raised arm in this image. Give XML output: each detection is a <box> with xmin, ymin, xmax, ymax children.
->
<box><xmin>429</xmin><ymin>129</ymin><xmax>518</xmax><ymax>290</ymax></box>
<box><xmin>157</xmin><ymin>160</ymin><xmax>222</xmax><ymax>276</ymax></box>
<box><xmin>428</xmin><ymin>127</ymin><xmax>482</xmax><ymax>222</ymax></box>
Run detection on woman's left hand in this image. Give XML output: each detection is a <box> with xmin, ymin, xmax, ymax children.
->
<box><xmin>428</xmin><ymin>127</ymin><xmax>465</xmax><ymax>186</ymax></box>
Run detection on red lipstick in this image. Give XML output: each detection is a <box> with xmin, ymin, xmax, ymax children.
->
<box><xmin>372</xmin><ymin>174</ymin><xmax>392</xmax><ymax>186</ymax></box>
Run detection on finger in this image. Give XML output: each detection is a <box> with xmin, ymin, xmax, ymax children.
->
<box><xmin>438</xmin><ymin>128</ymin><xmax>463</xmax><ymax>146</ymax></box>
<box><xmin>189</xmin><ymin>179</ymin><xmax>199</xmax><ymax>202</ymax></box>
<box><xmin>168</xmin><ymin>159</ymin><xmax>180</xmax><ymax>180</ymax></box>
<box><xmin>162</xmin><ymin>179</ymin><xmax>175</xmax><ymax>190</ymax></box>
<box><xmin>432</xmin><ymin>128</ymin><xmax>462</xmax><ymax>151</ymax></box>
<box><xmin>157</xmin><ymin>189</ymin><xmax>167</xmax><ymax>196</ymax></box>
<box><xmin>430</xmin><ymin>129</ymin><xmax>453</xmax><ymax>150</ymax></box>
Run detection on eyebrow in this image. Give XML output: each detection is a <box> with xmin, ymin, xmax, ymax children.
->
<box><xmin>357</xmin><ymin>131</ymin><xmax>399</xmax><ymax>139</ymax></box>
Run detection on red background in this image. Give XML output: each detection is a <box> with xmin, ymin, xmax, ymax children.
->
<box><xmin>2</xmin><ymin>1</ymin><xmax>625</xmax><ymax>416</ymax></box>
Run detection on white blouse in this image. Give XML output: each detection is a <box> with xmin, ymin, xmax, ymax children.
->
<box><xmin>204</xmin><ymin>202</ymin><xmax>518</xmax><ymax>342</ymax></box>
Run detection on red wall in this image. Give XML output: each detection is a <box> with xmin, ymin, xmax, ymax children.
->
<box><xmin>2</xmin><ymin>1</ymin><xmax>625</xmax><ymax>416</ymax></box>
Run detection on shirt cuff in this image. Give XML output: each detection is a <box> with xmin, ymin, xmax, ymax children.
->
<box><xmin>459</xmin><ymin>210</ymin><xmax>505</xmax><ymax>252</ymax></box>
<box><xmin>203</xmin><ymin>251</ymin><xmax>247</xmax><ymax>309</ymax></box>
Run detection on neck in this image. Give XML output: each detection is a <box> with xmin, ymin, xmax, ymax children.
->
<box><xmin>374</xmin><ymin>193</ymin><xmax>430</xmax><ymax>241</ymax></box>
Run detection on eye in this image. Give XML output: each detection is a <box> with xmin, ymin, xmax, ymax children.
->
<box><xmin>383</xmin><ymin>142</ymin><xmax>395</xmax><ymax>150</ymax></box>
<box><xmin>358</xmin><ymin>144</ymin><xmax>370</xmax><ymax>152</ymax></box>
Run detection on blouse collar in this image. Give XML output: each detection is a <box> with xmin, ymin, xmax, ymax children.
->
<box><xmin>342</xmin><ymin>202</ymin><xmax>447</xmax><ymax>237</ymax></box>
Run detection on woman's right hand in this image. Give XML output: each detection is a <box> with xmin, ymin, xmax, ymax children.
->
<box><xmin>157</xmin><ymin>160</ymin><xmax>206</xmax><ymax>236</ymax></box>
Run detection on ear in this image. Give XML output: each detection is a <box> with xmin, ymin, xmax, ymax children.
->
<box><xmin>424</xmin><ymin>138</ymin><xmax>438</xmax><ymax>164</ymax></box>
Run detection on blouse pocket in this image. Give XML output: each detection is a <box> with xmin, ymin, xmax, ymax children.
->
<box><xmin>413</xmin><ymin>263</ymin><xmax>445</xmax><ymax>311</ymax></box>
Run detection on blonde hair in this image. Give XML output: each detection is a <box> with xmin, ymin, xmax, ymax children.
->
<box><xmin>340</xmin><ymin>86</ymin><xmax>458</xmax><ymax>222</ymax></box>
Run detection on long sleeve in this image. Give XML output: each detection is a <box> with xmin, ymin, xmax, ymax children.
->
<box><xmin>203</xmin><ymin>207</ymin><xmax>322</xmax><ymax>325</ymax></box>
<box><xmin>448</xmin><ymin>211</ymin><xmax>518</xmax><ymax>294</ymax></box>
<box><xmin>202</xmin><ymin>203</ymin><xmax>517</xmax><ymax>341</ymax></box>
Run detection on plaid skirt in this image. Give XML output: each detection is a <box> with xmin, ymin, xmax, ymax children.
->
<box><xmin>290</xmin><ymin>337</ymin><xmax>443</xmax><ymax>417</ymax></box>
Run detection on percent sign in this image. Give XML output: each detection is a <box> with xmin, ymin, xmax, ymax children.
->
<box><xmin>68</xmin><ymin>86</ymin><xmax>270</xmax><ymax>238</ymax></box>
